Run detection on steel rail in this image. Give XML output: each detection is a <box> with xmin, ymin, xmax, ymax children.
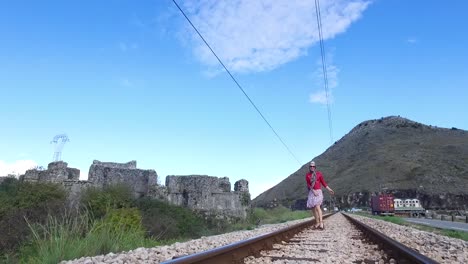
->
<box><xmin>161</xmin><ymin>213</ymin><xmax>334</xmax><ymax>264</ymax></box>
<box><xmin>343</xmin><ymin>213</ymin><xmax>438</xmax><ymax>264</ymax></box>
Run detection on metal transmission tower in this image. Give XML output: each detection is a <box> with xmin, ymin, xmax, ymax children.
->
<box><xmin>51</xmin><ymin>134</ymin><xmax>69</xmax><ymax>162</ymax></box>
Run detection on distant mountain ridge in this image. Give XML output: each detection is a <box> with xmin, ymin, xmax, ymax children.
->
<box><xmin>252</xmin><ymin>116</ymin><xmax>468</xmax><ymax>210</ymax></box>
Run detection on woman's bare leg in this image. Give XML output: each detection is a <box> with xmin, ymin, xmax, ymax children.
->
<box><xmin>317</xmin><ymin>205</ymin><xmax>323</xmax><ymax>227</ymax></box>
<box><xmin>314</xmin><ymin>206</ymin><xmax>320</xmax><ymax>227</ymax></box>
<box><xmin>311</xmin><ymin>207</ymin><xmax>316</xmax><ymax>222</ymax></box>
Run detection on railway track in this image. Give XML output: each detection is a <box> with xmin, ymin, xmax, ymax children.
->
<box><xmin>162</xmin><ymin>213</ymin><xmax>438</xmax><ymax>264</ymax></box>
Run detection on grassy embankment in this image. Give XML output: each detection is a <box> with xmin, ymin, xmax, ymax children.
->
<box><xmin>0</xmin><ymin>178</ymin><xmax>310</xmax><ymax>264</ymax></box>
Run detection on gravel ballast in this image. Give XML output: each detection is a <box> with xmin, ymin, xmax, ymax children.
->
<box><xmin>61</xmin><ymin>213</ymin><xmax>468</xmax><ymax>263</ymax></box>
<box><xmin>61</xmin><ymin>218</ymin><xmax>313</xmax><ymax>264</ymax></box>
<box><xmin>347</xmin><ymin>214</ymin><xmax>468</xmax><ymax>263</ymax></box>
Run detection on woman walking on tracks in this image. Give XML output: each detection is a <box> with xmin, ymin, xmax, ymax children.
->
<box><xmin>306</xmin><ymin>161</ymin><xmax>334</xmax><ymax>230</ymax></box>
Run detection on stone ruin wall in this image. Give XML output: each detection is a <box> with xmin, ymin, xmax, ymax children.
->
<box><xmin>22</xmin><ymin>161</ymin><xmax>89</xmax><ymax>206</ymax></box>
<box><xmin>20</xmin><ymin>160</ymin><xmax>156</xmax><ymax>205</ymax></box>
<box><xmin>90</xmin><ymin>160</ymin><xmax>137</xmax><ymax>170</ymax></box>
<box><xmin>18</xmin><ymin>160</ymin><xmax>251</xmax><ymax>219</ymax></box>
<box><xmin>22</xmin><ymin>161</ymin><xmax>80</xmax><ymax>183</ymax></box>
<box><xmin>62</xmin><ymin>180</ymin><xmax>92</xmax><ymax>208</ymax></box>
<box><xmin>88</xmin><ymin>160</ymin><xmax>158</xmax><ymax>198</ymax></box>
<box><xmin>149</xmin><ymin>176</ymin><xmax>250</xmax><ymax>219</ymax></box>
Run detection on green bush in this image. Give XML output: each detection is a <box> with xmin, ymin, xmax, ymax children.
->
<box><xmin>80</xmin><ymin>184</ymin><xmax>133</xmax><ymax>218</ymax></box>
<box><xmin>101</xmin><ymin>208</ymin><xmax>143</xmax><ymax>232</ymax></box>
<box><xmin>134</xmin><ymin>198</ymin><xmax>208</xmax><ymax>239</ymax></box>
<box><xmin>0</xmin><ymin>179</ymin><xmax>67</xmax><ymax>255</ymax></box>
<box><xmin>0</xmin><ymin>177</ymin><xmax>20</xmax><ymax>216</ymax></box>
<box><xmin>0</xmin><ymin>178</ymin><xmax>66</xmax><ymax>217</ymax></box>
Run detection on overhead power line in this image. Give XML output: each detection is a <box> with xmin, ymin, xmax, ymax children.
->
<box><xmin>314</xmin><ymin>0</ymin><xmax>334</xmax><ymax>144</ymax></box>
<box><xmin>172</xmin><ymin>0</ymin><xmax>302</xmax><ymax>165</ymax></box>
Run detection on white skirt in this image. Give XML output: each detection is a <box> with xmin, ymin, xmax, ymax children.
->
<box><xmin>306</xmin><ymin>189</ymin><xmax>323</xmax><ymax>208</ymax></box>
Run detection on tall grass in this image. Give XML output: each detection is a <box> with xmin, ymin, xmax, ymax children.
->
<box><xmin>20</xmin><ymin>209</ymin><xmax>160</xmax><ymax>264</ymax></box>
<box><xmin>15</xmin><ymin>203</ymin><xmax>312</xmax><ymax>263</ymax></box>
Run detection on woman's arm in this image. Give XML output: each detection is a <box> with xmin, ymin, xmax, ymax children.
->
<box><xmin>319</xmin><ymin>172</ymin><xmax>334</xmax><ymax>195</ymax></box>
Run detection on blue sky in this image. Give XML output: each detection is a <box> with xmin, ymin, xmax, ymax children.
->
<box><xmin>1</xmin><ymin>0</ymin><xmax>467</xmax><ymax>198</ymax></box>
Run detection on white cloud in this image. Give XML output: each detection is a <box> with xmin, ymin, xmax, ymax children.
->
<box><xmin>0</xmin><ymin>160</ymin><xmax>37</xmax><ymax>176</ymax></box>
<box><xmin>407</xmin><ymin>37</ymin><xmax>417</xmax><ymax>44</ymax></box>
<box><xmin>310</xmin><ymin>90</ymin><xmax>329</xmax><ymax>104</ymax></box>
<box><xmin>180</xmin><ymin>0</ymin><xmax>371</xmax><ymax>73</ymax></box>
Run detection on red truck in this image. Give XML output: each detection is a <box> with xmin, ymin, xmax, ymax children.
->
<box><xmin>371</xmin><ymin>194</ymin><xmax>395</xmax><ymax>215</ymax></box>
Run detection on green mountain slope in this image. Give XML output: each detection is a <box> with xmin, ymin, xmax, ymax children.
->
<box><xmin>252</xmin><ymin>116</ymin><xmax>468</xmax><ymax>210</ymax></box>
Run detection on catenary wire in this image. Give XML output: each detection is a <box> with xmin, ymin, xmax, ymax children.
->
<box><xmin>172</xmin><ymin>0</ymin><xmax>302</xmax><ymax>165</ymax></box>
<box><xmin>315</xmin><ymin>0</ymin><xmax>334</xmax><ymax>144</ymax></box>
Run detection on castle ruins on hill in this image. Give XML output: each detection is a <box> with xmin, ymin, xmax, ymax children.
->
<box><xmin>11</xmin><ymin>160</ymin><xmax>250</xmax><ymax>219</ymax></box>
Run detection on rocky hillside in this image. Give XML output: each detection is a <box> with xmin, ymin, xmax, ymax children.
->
<box><xmin>252</xmin><ymin>116</ymin><xmax>468</xmax><ymax>210</ymax></box>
